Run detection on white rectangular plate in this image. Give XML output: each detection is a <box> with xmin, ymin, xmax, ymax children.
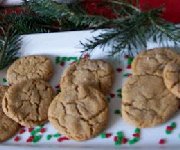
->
<box><xmin>0</xmin><ymin>30</ymin><xmax>179</xmax><ymax>150</ymax></box>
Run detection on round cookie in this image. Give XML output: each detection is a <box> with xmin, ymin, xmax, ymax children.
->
<box><xmin>48</xmin><ymin>85</ymin><xmax>108</xmax><ymax>141</ymax></box>
<box><xmin>122</xmin><ymin>75</ymin><xmax>179</xmax><ymax>128</ymax></box>
<box><xmin>0</xmin><ymin>86</ymin><xmax>20</xmax><ymax>142</ymax></box>
<box><xmin>2</xmin><ymin>79</ymin><xmax>54</xmax><ymax>127</ymax></box>
<box><xmin>132</xmin><ymin>48</ymin><xmax>179</xmax><ymax>76</ymax></box>
<box><xmin>163</xmin><ymin>62</ymin><xmax>180</xmax><ymax>98</ymax></box>
<box><xmin>60</xmin><ymin>59</ymin><xmax>114</xmax><ymax>94</ymax></box>
<box><xmin>7</xmin><ymin>55</ymin><xmax>53</xmax><ymax>84</ymax></box>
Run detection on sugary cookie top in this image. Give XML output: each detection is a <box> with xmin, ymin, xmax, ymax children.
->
<box><xmin>122</xmin><ymin>75</ymin><xmax>179</xmax><ymax>128</ymax></box>
<box><xmin>48</xmin><ymin>85</ymin><xmax>108</xmax><ymax>141</ymax></box>
<box><xmin>3</xmin><ymin>79</ymin><xmax>54</xmax><ymax>127</ymax></box>
<box><xmin>132</xmin><ymin>48</ymin><xmax>179</xmax><ymax>76</ymax></box>
<box><xmin>60</xmin><ymin>59</ymin><xmax>114</xmax><ymax>94</ymax></box>
<box><xmin>7</xmin><ymin>55</ymin><xmax>53</xmax><ymax>84</ymax></box>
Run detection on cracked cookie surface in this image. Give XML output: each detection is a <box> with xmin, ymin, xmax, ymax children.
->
<box><xmin>48</xmin><ymin>85</ymin><xmax>108</xmax><ymax>141</ymax></box>
<box><xmin>60</xmin><ymin>59</ymin><xmax>114</xmax><ymax>94</ymax></box>
<box><xmin>132</xmin><ymin>48</ymin><xmax>179</xmax><ymax>76</ymax></box>
<box><xmin>163</xmin><ymin>62</ymin><xmax>180</xmax><ymax>98</ymax></box>
<box><xmin>122</xmin><ymin>75</ymin><xmax>179</xmax><ymax>128</ymax></box>
<box><xmin>7</xmin><ymin>55</ymin><xmax>53</xmax><ymax>84</ymax></box>
<box><xmin>0</xmin><ymin>86</ymin><xmax>20</xmax><ymax>142</ymax></box>
<box><xmin>2</xmin><ymin>79</ymin><xmax>54</xmax><ymax>127</ymax></box>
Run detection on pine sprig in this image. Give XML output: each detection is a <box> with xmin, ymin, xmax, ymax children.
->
<box><xmin>0</xmin><ymin>26</ymin><xmax>21</xmax><ymax>69</ymax></box>
<box><xmin>24</xmin><ymin>0</ymin><xmax>108</xmax><ymax>30</ymax></box>
<box><xmin>81</xmin><ymin>1</ymin><xmax>180</xmax><ymax>56</ymax></box>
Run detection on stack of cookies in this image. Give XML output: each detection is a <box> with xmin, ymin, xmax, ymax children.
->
<box><xmin>48</xmin><ymin>59</ymin><xmax>114</xmax><ymax>141</ymax></box>
<box><xmin>0</xmin><ymin>56</ymin><xmax>54</xmax><ymax>142</ymax></box>
<box><xmin>122</xmin><ymin>48</ymin><xmax>180</xmax><ymax>128</ymax></box>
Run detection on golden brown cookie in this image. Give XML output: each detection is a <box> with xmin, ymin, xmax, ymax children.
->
<box><xmin>122</xmin><ymin>75</ymin><xmax>179</xmax><ymax>128</ymax></box>
<box><xmin>163</xmin><ymin>62</ymin><xmax>180</xmax><ymax>98</ymax></box>
<box><xmin>2</xmin><ymin>79</ymin><xmax>54</xmax><ymax>127</ymax></box>
<box><xmin>60</xmin><ymin>59</ymin><xmax>114</xmax><ymax>94</ymax></box>
<box><xmin>132</xmin><ymin>48</ymin><xmax>179</xmax><ymax>76</ymax></box>
<box><xmin>7</xmin><ymin>55</ymin><xmax>53</xmax><ymax>84</ymax></box>
<box><xmin>48</xmin><ymin>85</ymin><xmax>108</xmax><ymax>141</ymax></box>
<box><xmin>0</xmin><ymin>86</ymin><xmax>20</xmax><ymax>142</ymax></box>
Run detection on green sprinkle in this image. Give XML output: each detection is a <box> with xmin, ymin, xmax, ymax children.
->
<box><xmin>118</xmin><ymin>137</ymin><xmax>123</xmax><ymax>143</ymax></box>
<box><xmin>36</xmin><ymin>128</ymin><xmax>41</xmax><ymax>132</ymax></box>
<box><xmin>100</xmin><ymin>133</ymin><xmax>106</xmax><ymax>138</ymax></box>
<box><xmin>3</xmin><ymin>78</ymin><xmax>7</xmax><ymax>83</ymax></box>
<box><xmin>115</xmin><ymin>141</ymin><xmax>121</xmax><ymax>145</ymax></box>
<box><xmin>114</xmin><ymin>109</ymin><xmax>121</xmax><ymax>114</ymax></box>
<box><xmin>31</xmin><ymin>130</ymin><xmax>37</xmax><ymax>136</ymax></box>
<box><xmin>133</xmin><ymin>137</ymin><xmax>140</xmax><ymax>142</ymax></box>
<box><xmin>57</xmin><ymin>89</ymin><xmax>61</xmax><ymax>93</ymax></box>
<box><xmin>178</xmin><ymin>134</ymin><xmax>180</xmax><ymax>138</ymax></box>
<box><xmin>166</xmin><ymin>130</ymin><xmax>172</xmax><ymax>135</ymax></box>
<box><xmin>128</xmin><ymin>57</ymin><xmax>133</xmax><ymax>65</ymax></box>
<box><xmin>117</xmin><ymin>131</ymin><xmax>124</xmax><ymax>137</ymax></box>
<box><xmin>117</xmin><ymin>94</ymin><xmax>122</xmax><ymax>98</ymax></box>
<box><xmin>37</xmin><ymin>125</ymin><xmax>44</xmax><ymax>128</ymax></box>
<box><xmin>135</xmin><ymin>128</ymin><xmax>141</xmax><ymax>133</ymax></box>
<box><xmin>107</xmin><ymin>97</ymin><xmax>111</xmax><ymax>103</ymax></box>
<box><xmin>33</xmin><ymin>135</ymin><xmax>42</xmax><ymax>143</ymax></box>
<box><xmin>53</xmin><ymin>133</ymin><xmax>61</xmax><ymax>138</ymax></box>
<box><xmin>171</xmin><ymin>122</ymin><xmax>176</xmax><ymax>128</ymax></box>
<box><xmin>46</xmin><ymin>135</ymin><xmax>52</xmax><ymax>140</ymax></box>
<box><xmin>123</xmin><ymin>73</ymin><xmax>131</xmax><ymax>77</ymax></box>
<box><xmin>55</xmin><ymin>57</ymin><xmax>60</xmax><ymax>64</ymax></box>
<box><xmin>69</xmin><ymin>57</ymin><xmax>78</xmax><ymax>61</ymax></box>
<box><xmin>116</xmin><ymin>89</ymin><xmax>121</xmax><ymax>92</ymax></box>
<box><xmin>31</xmin><ymin>127</ymin><xmax>42</xmax><ymax>136</ymax></box>
<box><xmin>129</xmin><ymin>138</ymin><xmax>139</xmax><ymax>145</ymax></box>
<box><xmin>128</xmin><ymin>139</ymin><xmax>135</xmax><ymax>145</ymax></box>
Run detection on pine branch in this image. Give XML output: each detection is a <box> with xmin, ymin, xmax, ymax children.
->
<box><xmin>0</xmin><ymin>26</ymin><xmax>21</xmax><ymax>69</ymax></box>
<box><xmin>24</xmin><ymin>0</ymin><xmax>108</xmax><ymax>30</ymax></box>
<box><xmin>81</xmin><ymin>3</ymin><xmax>180</xmax><ymax>57</ymax></box>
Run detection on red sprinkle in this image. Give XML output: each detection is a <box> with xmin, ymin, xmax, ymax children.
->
<box><xmin>122</xmin><ymin>138</ymin><xmax>128</xmax><ymax>144</ymax></box>
<box><xmin>125</xmin><ymin>55</ymin><xmax>129</xmax><ymax>59</ymax></box>
<box><xmin>26</xmin><ymin>136</ymin><xmax>34</xmax><ymax>143</ymax></box>
<box><xmin>57</xmin><ymin>137</ymin><xmax>69</xmax><ymax>142</ymax></box>
<box><xmin>133</xmin><ymin>133</ymin><xmax>140</xmax><ymax>137</ymax></box>
<box><xmin>60</xmin><ymin>62</ymin><xmax>65</xmax><ymax>66</ymax></box>
<box><xmin>19</xmin><ymin>128</ymin><xmax>26</xmax><ymax>134</ymax></box>
<box><xmin>40</xmin><ymin>128</ymin><xmax>46</xmax><ymax>133</ymax></box>
<box><xmin>113</xmin><ymin>136</ymin><xmax>118</xmax><ymax>142</ymax></box>
<box><xmin>159</xmin><ymin>139</ymin><xmax>166</xmax><ymax>145</ymax></box>
<box><xmin>28</xmin><ymin>128</ymin><xmax>34</xmax><ymax>132</ymax></box>
<box><xmin>14</xmin><ymin>136</ymin><xmax>20</xmax><ymax>142</ymax></box>
<box><xmin>106</xmin><ymin>133</ymin><xmax>112</xmax><ymax>138</ymax></box>
<box><xmin>128</xmin><ymin>74</ymin><xmax>132</xmax><ymax>77</ymax></box>
<box><xmin>127</xmin><ymin>64</ymin><xmax>131</xmax><ymax>69</ymax></box>
<box><xmin>116</xmin><ymin>68</ymin><xmax>122</xmax><ymax>72</ymax></box>
<box><xmin>110</xmin><ymin>93</ymin><xmax>115</xmax><ymax>98</ymax></box>
<box><xmin>166</xmin><ymin>126</ymin><xmax>173</xmax><ymax>131</ymax></box>
<box><xmin>55</xmin><ymin>85</ymin><xmax>60</xmax><ymax>89</ymax></box>
<box><xmin>83</xmin><ymin>54</ymin><xmax>90</xmax><ymax>59</ymax></box>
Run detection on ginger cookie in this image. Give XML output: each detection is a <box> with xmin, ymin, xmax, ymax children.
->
<box><xmin>7</xmin><ymin>55</ymin><xmax>53</xmax><ymax>84</ymax></box>
<box><xmin>0</xmin><ymin>86</ymin><xmax>20</xmax><ymax>142</ymax></box>
<box><xmin>48</xmin><ymin>85</ymin><xmax>108</xmax><ymax>141</ymax></box>
<box><xmin>122</xmin><ymin>75</ymin><xmax>179</xmax><ymax>128</ymax></box>
<box><xmin>2</xmin><ymin>79</ymin><xmax>54</xmax><ymax>127</ymax></box>
<box><xmin>163</xmin><ymin>62</ymin><xmax>180</xmax><ymax>98</ymax></box>
<box><xmin>60</xmin><ymin>59</ymin><xmax>114</xmax><ymax>94</ymax></box>
<box><xmin>132</xmin><ymin>48</ymin><xmax>179</xmax><ymax>76</ymax></box>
